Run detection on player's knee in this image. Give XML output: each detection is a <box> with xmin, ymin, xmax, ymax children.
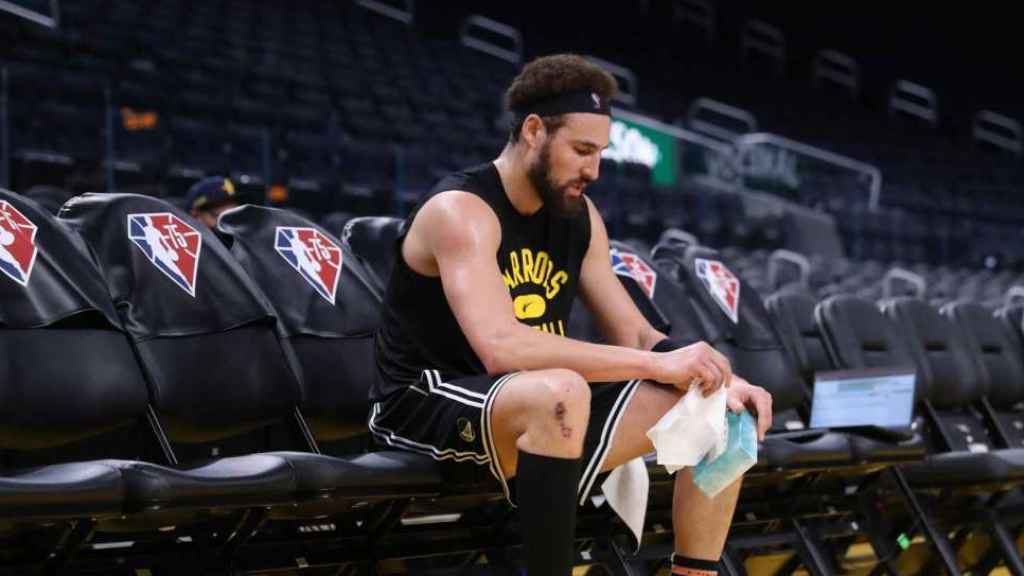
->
<box><xmin>535</xmin><ymin>369</ymin><xmax>590</xmax><ymax>418</ymax></box>
<box><xmin>521</xmin><ymin>369</ymin><xmax>589</xmax><ymax>447</ymax></box>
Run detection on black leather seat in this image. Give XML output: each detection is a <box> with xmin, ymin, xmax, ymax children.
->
<box><xmin>883</xmin><ymin>297</ymin><xmax>1024</xmax><ymax>488</ymax></box>
<box><xmin>943</xmin><ymin>301</ymin><xmax>1024</xmax><ymax>449</ymax></box>
<box><xmin>0</xmin><ymin>462</ymin><xmax>125</xmax><ymax>519</ymax></box>
<box><xmin>767</xmin><ymin>290</ymin><xmax>926</xmax><ymax>464</ymax></box>
<box><xmin>766</xmin><ymin>289</ymin><xmax>831</xmax><ymax>387</ymax></box>
<box><xmin>217</xmin><ymin>206</ymin><xmax>442</xmax><ymax>495</ymax></box>
<box><xmin>218</xmin><ymin>205</ymin><xmax>383</xmax><ymax>440</ymax></box>
<box><xmin>305</xmin><ymin>451</ymin><xmax>442</xmax><ymax>495</ymax></box>
<box><xmin>566</xmin><ymin>239</ymin><xmax>684</xmax><ymax>344</ymax></box>
<box><xmin>58</xmin><ymin>193</ymin><xmax>360</xmax><ymax>511</ymax></box>
<box><xmin>102</xmin><ymin>455</ymin><xmax>296</xmax><ymax>511</ymax></box>
<box><xmin>0</xmin><ymin>190</ymin><xmax>149</xmax><ymax>522</ymax></box>
<box><xmin>649</xmin><ymin>243</ymin><xmax>852</xmax><ymax>470</ymax></box>
<box><xmin>818</xmin><ymin>295</ymin><xmax>1024</xmax><ymax>488</ymax></box>
<box><xmin>340</xmin><ymin>215</ymin><xmax>404</xmax><ymax>290</ymax></box>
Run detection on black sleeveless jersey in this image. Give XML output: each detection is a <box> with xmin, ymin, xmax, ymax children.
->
<box><xmin>371</xmin><ymin>162</ymin><xmax>592</xmax><ymax>400</ymax></box>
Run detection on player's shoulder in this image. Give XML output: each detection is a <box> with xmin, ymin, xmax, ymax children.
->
<box><xmin>415</xmin><ymin>190</ymin><xmax>502</xmax><ymax>249</ymax></box>
<box><xmin>421</xmin><ymin>189</ymin><xmax>496</xmax><ymax>220</ymax></box>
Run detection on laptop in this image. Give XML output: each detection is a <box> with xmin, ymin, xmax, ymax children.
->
<box><xmin>809</xmin><ymin>367</ymin><xmax>917</xmax><ymax>431</ymax></box>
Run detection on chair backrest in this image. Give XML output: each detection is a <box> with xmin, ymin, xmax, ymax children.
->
<box><xmin>881</xmin><ymin>297</ymin><xmax>982</xmax><ymax>410</ymax></box>
<box><xmin>563</xmin><ymin>240</ymin><xmax>685</xmax><ymax>344</ymax></box>
<box><xmin>948</xmin><ymin>302</ymin><xmax>1024</xmax><ymax>448</ymax></box>
<box><xmin>813</xmin><ymin>294</ymin><xmax>973</xmax><ymax>445</ymax></box>
<box><xmin>765</xmin><ymin>289</ymin><xmax>832</xmax><ymax>388</ymax></box>
<box><xmin>0</xmin><ymin>189</ymin><xmax>149</xmax><ymax>452</ymax></box>
<box><xmin>611</xmin><ymin>240</ymin><xmax>703</xmax><ymax>345</ymax></box>
<box><xmin>995</xmin><ymin>303</ymin><xmax>1024</xmax><ymax>350</ymax></box>
<box><xmin>942</xmin><ymin>301</ymin><xmax>1024</xmax><ymax>408</ymax></box>
<box><xmin>882</xmin><ymin>297</ymin><xmax>1002</xmax><ymax>452</ymax></box>
<box><xmin>815</xmin><ymin>294</ymin><xmax>923</xmax><ymax>388</ymax></box>
<box><xmin>654</xmin><ymin>243</ymin><xmax>805</xmax><ymax>415</ymax></box>
<box><xmin>218</xmin><ymin>205</ymin><xmax>383</xmax><ymax>439</ymax></box>
<box><xmin>341</xmin><ymin>216</ymin><xmax>404</xmax><ymax>290</ymax></box>
<box><xmin>59</xmin><ymin>193</ymin><xmax>301</xmax><ymax>445</ymax></box>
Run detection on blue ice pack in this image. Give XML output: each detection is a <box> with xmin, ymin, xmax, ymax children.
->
<box><xmin>692</xmin><ymin>410</ymin><xmax>758</xmax><ymax>497</ymax></box>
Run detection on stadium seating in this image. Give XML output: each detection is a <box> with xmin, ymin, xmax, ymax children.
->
<box><xmin>815</xmin><ymin>294</ymin><xmax>1024</xmax><ymax>572</ymax></box>
<box><xmin>3</xmin><ymin>183</ymin><xmax>1023</xmax><ymax>571</ymax></box>
<box><xmin>52</xmin><ymin>194</ymin><xmax>443</xmax><ymax>566</ymax></box>
<box><xmin>6</xmin><ymin>0</ymin><xmax>1024</xmax><ymax>572</ymax></box>
<box><xmin>0</xmin><ymin>190</ymin><xmax>149</xmax><ymax>568</ymax></box>
<box><xmin>3</xmin><ymin>0</ymin><xmax>1023</xmax><ymax>270</ymax></box>
<box><xmin>217</xmin><ymin>204</ymin><xmax>383</xmax><ymax>440</ymax></box>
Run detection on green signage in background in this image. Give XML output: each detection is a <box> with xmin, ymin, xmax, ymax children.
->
<box><xmin>604</xmin><ymin>115</ymin><xmax>679</xmax><ymax>186</ymax></box>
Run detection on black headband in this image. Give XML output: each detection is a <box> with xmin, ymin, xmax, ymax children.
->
<box><xmin>512</xmin><ymin>90</ymin><xmax>612</xmax><ymax>118</ymax></box>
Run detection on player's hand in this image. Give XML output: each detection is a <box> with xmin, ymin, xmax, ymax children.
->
<box><xmin>652</xmin><ymin>341</ymin><xmax>732</xmax><ymax>397</ymax></box>
<box><xmin>726</xmin><ymin>376</ymin><xmax>773</xmax><ymax>441</ymax></box>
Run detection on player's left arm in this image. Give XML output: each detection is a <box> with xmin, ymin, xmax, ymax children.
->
<box><xmin>578</xmin><ymin>196</ymin><xmax>667</xmax><ymax>351</ymax></box>
<box><xmin>579</xmin><ymin>198</ymin><xmax>772</xmax><ymax>432</ymax></box>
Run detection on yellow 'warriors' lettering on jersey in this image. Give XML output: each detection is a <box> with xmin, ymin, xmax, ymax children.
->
<box><xmin>501</xmin><ymin>248</ymin><xmax>569</xmax><ymax>300</ymax></box>
<box><xmin>534</xmin><ymin>320</ymin><xmax>566</xmax><ymax>336</ymax></box>
<box><xmin>509</xmin><ymin>251</ymin><xmax>525</xmax><ymax>285</ymax></box>
<box><xmin>521</xmin><ymin>249</ymin><xmax>534</xmax><ymax>283</ymax></box>
<box><xmin>546</xmin><ymin>271</ymin><xmax>568</xmax><ymax>300</ymax></box>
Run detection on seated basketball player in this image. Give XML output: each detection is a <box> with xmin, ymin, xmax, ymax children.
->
<box><xmin>370</xmin><ymin>54</ymin><xmax>772</xmax><ymax>575</ymax></box>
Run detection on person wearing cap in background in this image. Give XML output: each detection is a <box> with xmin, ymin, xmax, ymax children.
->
<box><xmin>185</xmin><ymin>177</ymin><xmax>240</xmax><ymax>229</ymax></box>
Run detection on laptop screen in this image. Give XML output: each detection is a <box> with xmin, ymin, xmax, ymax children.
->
<box><xmin>809</xmin><ymin>367</ymin><xmax>916</xmax><ymax>429</ymax></box>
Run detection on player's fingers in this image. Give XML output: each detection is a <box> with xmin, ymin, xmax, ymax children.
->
<box><xmin>698</xmin><ymin>362</ymin><xmax>721</xmax><ymax>396</ymax></box>
<box><xmin>695</xmin><ymin>364</ymin><xmax>716</xmax><ymax>395</ymax></box>
<box><xmin>727</xmin><ymin>396</ymin><xmax>745</xmax><ymax>414</ymax></box>
<box><xmin>754</xmin><ymin>389</ymin><xmax>773</xmax><ymax>441</ymax></box>
<box><xmin>709</xmin><ymin>348</ymin><xmax>733</xmax><ymax>388</ymax></box>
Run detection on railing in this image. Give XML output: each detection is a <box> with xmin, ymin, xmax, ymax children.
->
<box><xmin>354</xmin><ymin>0</ymin><xmax>414</xmax><ymax>25</ymax></box>
<box><xmin>973</xmin><ymin>110</ymin><xmax>1022</xmax><ymax>157</ymax></box>
<box><xmin>813</xmin><ymin>50</ymin><xmax>859</xmax><ymax>97</ymax></box>
<box><xmin>686</xmin><ymin>97</ymin><xmax>757</xmax><ymax>141</ymax></box>
<box><xmin>608</xmin><ymin>106</ymin><xmax>734</xmax><ymax>188</ymax></box>
<box><xmin>613</xmin><ymin>107</ymin><xmax>732</xmax><ymax>154</ymax></box>
<box><xmin>882</xmin><ymin>268</ymin><xmax>926</xmax><ymax>299</ymax></box>
<box><xmin>671</xmin><ymin>0</ymin><xmax>715</xmax><ymax>45</ymax></box>
<box><xmin>741</xmin><ymin>19</ymin><xmax>785</xmax><ymax>75</ymax></box>
<box><xmin>0</xmin><ymin>0</ymin><xmax>59</xmax><ymax>28</ymax></box>
<box><xmin>732</xmin><ymin>132</ymin><xmax>884</xmax><ymax>210</ymax></box>
<box><xmin>889</xmin><ymin>80</ymin><xmax>938</xmax><ymax>126</ymax></box>
<box><xmin>459</xmin><ymin>15</ymin><xmax>523</xmax><ymax>64</ymax></box>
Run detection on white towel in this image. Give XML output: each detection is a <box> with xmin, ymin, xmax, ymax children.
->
<box><xmin>600</xmin><ymin>386</ymin><xmax>729</xmax><ymax>549</ymax></box>
<box><xmin>648</xmin><ymin>386</ymin><xmax>729</xmax><ymax>472</ymax></box>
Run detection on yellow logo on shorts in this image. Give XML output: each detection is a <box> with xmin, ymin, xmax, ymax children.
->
<box><xmin>457</xmin><ymin>417</ymin><xmax>476</xmax><ymax>443</ymax></box>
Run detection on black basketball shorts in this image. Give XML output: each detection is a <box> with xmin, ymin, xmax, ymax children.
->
<box><xmin>369</xmin><ymin>370</ymin><xmax>642</xmax><ymax>505</ymax></box>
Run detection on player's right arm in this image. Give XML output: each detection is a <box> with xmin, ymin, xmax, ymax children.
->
<box><xmin>403</xmin><ymin>191</ymin><xmax>729</xmax><ymax>392</ymax></box>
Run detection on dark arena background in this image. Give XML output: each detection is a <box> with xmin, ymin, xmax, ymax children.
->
<box><xmin>3</xmin><ymin>0</ymin><xmax>1024</xmax><ymax>574</ymax></box>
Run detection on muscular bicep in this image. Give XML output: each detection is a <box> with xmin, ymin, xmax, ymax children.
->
<box><xmin>578</xmin><ymin>197</ymin><xmax>661</xmax><ymax>348</ymax></box>
<box><xmin>420</xmin><ymin>192</ymin><xmax>520</xmax><ymax>372</ymax></box>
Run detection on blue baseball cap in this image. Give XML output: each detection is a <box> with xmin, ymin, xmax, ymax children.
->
<box><xmin>185</xmin><ymin>176</ymin><xmax>238</xmax><ymax>212</ymax></box>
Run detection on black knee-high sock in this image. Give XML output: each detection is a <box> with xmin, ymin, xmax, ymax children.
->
<box><xmin>515</xmin><ymin>450</ymin><xmax>582</xmax><ymax>576</ymax></box>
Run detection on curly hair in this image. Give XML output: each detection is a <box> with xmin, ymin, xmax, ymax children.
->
<box><xmin>505</xmin><ymin>54</ymin><xmax>618</xmax><ymax>142</ymax></box>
